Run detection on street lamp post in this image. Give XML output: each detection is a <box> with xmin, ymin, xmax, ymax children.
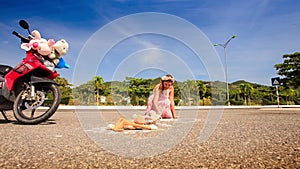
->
<box><xmin>214</xmin><ymin>35</ymin><xmax>237</xmax><ymax>106</ymax></box>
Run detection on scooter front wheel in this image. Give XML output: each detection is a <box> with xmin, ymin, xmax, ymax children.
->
<box><xmin>13</xmin><ymin>83</ymin><xmax>61</xmax><ymax>124</ymax></box>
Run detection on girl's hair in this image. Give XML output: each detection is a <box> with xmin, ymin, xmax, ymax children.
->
<box><xmin>160</xmin><ymin>74</ymin><xmax>174</xmax><ymax>90</ymax></box>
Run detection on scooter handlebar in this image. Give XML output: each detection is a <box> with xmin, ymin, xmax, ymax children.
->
<box><xmin>12</xmin><ymin>31</ymin><xmax>30</xmax><ymax>43</ymax></box>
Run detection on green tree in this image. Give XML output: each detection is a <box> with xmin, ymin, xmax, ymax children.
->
<box><xmin>54</xmin><ymin>76</ymin><xmax>72</xmax><ymax>105</ymax></box>
<box><xmin>285</xmin><ymin>88</ymin><xmax>298</xmax><ymax>105</ymax></box>
<box><xmin>274</xmin><ymin>52</ymin><xmax>300</xmax><ymax>88</ymax></box>
<box><xmin>72</xmin><ymin>79</ymin><xmax>95</xmax><ymax>105</ymax></box>
<box><xmin>94</xmin><ymin>76</ymin><xmax>105</xmax><ymax>105</ymax></box>
<box><xmin>178</xmin><ymin>80</ymin><xmax>199</xmax><ymax>105</ymax></box>
<box><xmin>126</xmin><ymin>77</ymin><xmax>153</xmax><ymax>105</ymax></box>
<box><xmin>109</xmin><ymin>80</ymin><xmax>130</xmax><ymax>105</ymax></box>
<box><xmin>229</xmin><ymin>88</ymin><xmax>243</xmax><ymax>105</ymax></box>
<box><xmin>196</xmin><ymin>80</ymin><xmax>207</xmax><ymax>106</ymax></box>
<box><xmin>71</xmin><ymin>76</ymin><xmax>300</xmax><ymax>106</ymax></box>
<box><xmin>209</xmin><ymin>81</ymin><xmax>226</xmax><ymax>105</ymax></box>
<box><xmin>239</xmin><ymin>83</ymin><xmax>254</xmax><ymax>105</ymax></box>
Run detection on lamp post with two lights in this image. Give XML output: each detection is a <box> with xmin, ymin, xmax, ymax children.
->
<box><xmin>214</xmin><ymin>35</ymin><xmax>237</xmax><ymax>106</ymax></box>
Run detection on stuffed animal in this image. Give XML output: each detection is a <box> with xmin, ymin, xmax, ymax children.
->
<box><xmin>133</xmin><ymin>110</ymin><xmax>161</xmax><ymax>124</ymax></box>
<box><xmin>48</xmin><ymin>39</ymin><xmax>69</xmax><ymax>65</ymax></box>
<box><xmin>107</xmin><ymin>118</ymin><xmax>158</xmax><ymax>132</ymax></box>
<box><xmin>21</xmin><ymin>30</ymin><xmax>55</xmax><ymax>56</ymax></box>
<box><xmin>107</xmin><ymin>111</ymin><xmax>160</xmax><ymax>132</ymax></box>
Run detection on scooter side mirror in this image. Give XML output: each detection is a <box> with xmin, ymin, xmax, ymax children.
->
<box><xmin>19</xmin><ymin>20</ymin><xmax>31</xmax><ymax>35</ymax></box>
<box><xmin>19</xmin><ymin>20</ymin><xmax>29</xmax><ymax>30</ymax></box>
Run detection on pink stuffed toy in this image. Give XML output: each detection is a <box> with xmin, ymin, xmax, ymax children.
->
<box><xmin>21</xmin><ymin>30</ymin><xmax>55</xmax><ymax>56</ymax></box>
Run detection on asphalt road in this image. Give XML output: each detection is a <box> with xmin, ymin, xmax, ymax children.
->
<box><xmin>0</xmin><ymin>108</ymin><xmax>299</xmax><ymax>169</ymax></box>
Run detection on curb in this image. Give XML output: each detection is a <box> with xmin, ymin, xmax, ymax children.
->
<box><xmin>57</xmin><ymin>105</ymin><xmax>300</xmax><ymax>110</ymax></box>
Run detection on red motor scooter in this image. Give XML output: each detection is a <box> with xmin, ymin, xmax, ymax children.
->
<box><xmin>0</xmin><ymin>20</ymin><xmax>65</xmax><ymax>124</ymax></box>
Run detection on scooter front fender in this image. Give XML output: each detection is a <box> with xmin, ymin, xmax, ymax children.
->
<box><xmin>30</xmin><ymin>76</ymin><xmax>58</xmax><ymax>85</ymax></box>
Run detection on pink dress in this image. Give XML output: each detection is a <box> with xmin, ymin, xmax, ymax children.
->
<box><xmin>146</xmin><ymin>89</ymin><xmax>173</xmax><ymax>118</ymax></box>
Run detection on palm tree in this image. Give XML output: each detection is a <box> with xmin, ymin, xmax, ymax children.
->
<box><xmin>239</xmin><ymin>83</ymin><xmax>254</xmax><ymax>105</ymax></box>
<box><xmin>94</xmin><ymin>76</ymin><xmax>104</xmax><ymax>105</ymax></box>
<box><xmin>196</xmin><ymin>81</ymin><xmax>207</xmax><ymax>106</ymax></box>
<box><xmin>181</xmin><ymin>80</ymin><xmax>198</xmax><ymax>105</ymax></box>
<box><xmin>287</xmin><ymin>88</ymin><xmax>298</xmax><ymax>104</ymax></box>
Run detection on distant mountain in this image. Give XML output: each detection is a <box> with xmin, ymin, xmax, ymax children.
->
<box><xmin>230</xmin><ymin>80</ymin><xmax>267</xmax><ymax>88</ymax></box>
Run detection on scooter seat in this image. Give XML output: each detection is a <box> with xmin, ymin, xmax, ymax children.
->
<box><xmin>0</xmin><ymin>65</ymin><xmax>13</xmax><ymax>76</ymax></box>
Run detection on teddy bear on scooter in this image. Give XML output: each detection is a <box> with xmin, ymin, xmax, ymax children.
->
<box><xmin>47</xmin><ymin>39</ymin><xmax>69</xmax><ymax>68</ymax></box>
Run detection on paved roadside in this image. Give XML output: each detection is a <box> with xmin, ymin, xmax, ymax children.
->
<box><xmin>0</xmin><ymin>108</ymin><xmax>299</xmax><ymax>168</ymax></box>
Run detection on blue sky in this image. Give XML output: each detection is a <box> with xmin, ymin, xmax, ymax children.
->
<box><xmin>1</xmin><ymin>0</ymin><xmax>299</xmax><ymax>86</ymax></box>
